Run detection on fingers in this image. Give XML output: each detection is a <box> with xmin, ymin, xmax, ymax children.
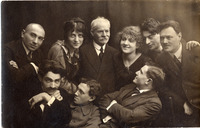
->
<box><xmin>29</xmin><ymin>97</ymin><xmax>36</xmax><ymax>109</ymax></box>
<box><xmin>57</xmin><ymin>96</ymin><xmax>63</xmax><ymax>101</ymax></box>
<box><xmin>52</xmin><ymin>90</ymin><xmax>63</xmax><ymax>101</ymax></box>
<box><xmin>186</xmin><ymin>41</ymin><xmax>200</xmax><ymax>51</ymax></box>
<box><xmin>9</xmin><ymin>60</ymin><xmax>19</xmax><ymax>69</ymax></box>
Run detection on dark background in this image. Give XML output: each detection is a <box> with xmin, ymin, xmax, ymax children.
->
<box><xmin>1</xmin><ymin>0</ymin><xmax>200</xmax><ymax>56</ymax></box>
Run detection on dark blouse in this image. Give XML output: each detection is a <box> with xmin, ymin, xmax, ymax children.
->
<box><xmin>114</xmin><ymin>52</ymin><xmax>153</xmax><ymax>90</ymax></box>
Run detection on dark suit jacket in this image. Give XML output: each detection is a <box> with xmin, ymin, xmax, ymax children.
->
<box><xmin>114</xmin><ymin>52</ymin><xmax>153</xmax><ymax>90</ymax></box>
<box><xmin>3</xmin><ymin>39</ymin><xmax>44</xmax><ymax>102</ymax></box>
<box><xmin>80</xmin><ymin>42</ymin><xmax>118</xmax><ymax>94</ymax></box>
<box><xmin>99</xmin><ymin>83</ymin><xmax>162</xmax><ymax>127</ymax></box>
<box><xmin>20</xmin><ymin>89</ymin><xmax>72</xmax><ymax>128</ymax></box>
<box><xmin>156</xmin><ymin>40</ymin><xmax>200</xmax><ymax>110</ymax></box>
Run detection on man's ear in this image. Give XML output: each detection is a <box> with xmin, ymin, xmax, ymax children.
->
<box><xmin>145</xmin><ymin>78</ymin><xmax>153</xmax><ymax>85</ymax></box>
<box><xmin>21</xmin><ymin>29</ymin><xmax>25</xmax><ymax>38</ymax></box>
<box><xmin>178</xmin><ymin>32</ymin><xmax>182</xmax><ymax>39</ymax></box>
<box><xmin>89</xmin><ymin>96</ymin><xmax>96</xmax><ymax>102</ymax></box>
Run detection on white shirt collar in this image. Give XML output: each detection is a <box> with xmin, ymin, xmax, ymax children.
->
<box><xmin>22</xmin><ymin>42</ymin><xmax>30</xmax><ymax>55</ymax></box>
<box><xmin>136</xmin><ymin>87</ymin><xmax>150</xmax><ymax>93</ymax></box>
<box><xmin>93</xmin><ymin>41</ymin><xmax>106</xmax><ymax>53</ymax></box>
<box><xmin>174</xmin><ymin>43</ymin><xmax>182</xmax><ymax>62</ymax></box>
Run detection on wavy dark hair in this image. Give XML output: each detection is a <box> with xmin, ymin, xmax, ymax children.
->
<box><xmin>140</xmin><ymin>18</ymin><xmax>160</xmax><ymax>34</ymax></box>
<box><xmin>63</xmin><ymin>17</ymin><xmax>86</xmax><ymax>40</ymax></box>
<box><xmin>39</xmin><ymin>60</ymin><xmax>65</xmax><ymax>78</ymax></box>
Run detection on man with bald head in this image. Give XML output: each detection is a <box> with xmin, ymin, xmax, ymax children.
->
<box><xmin>80</xmin><ymin>17</ymin><xmax>118</xmax><ymax>95</ymax></box>
<box><xmin>3</xmin><ymin>23</ymin><xmax>45</xmax><ymax>127</ymax></box>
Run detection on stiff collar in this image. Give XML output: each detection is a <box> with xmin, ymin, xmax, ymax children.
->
<box><xmin>70</xmin><ymin>102</ymin><xmax>94</xmax><ymax>116</ymax></box>
<box><xmin>136</xmin><ymin>87</ymin><xmax>151</xmax><ymax>93</ymax></box>
<box><xmin>174</xmin><ymin>43</ymin><xmax>182</xmax><ymax>62</ymax></box>
<box><xmin>93</xmin><ymin>41</ymin><xmax>106</xmax><ymax>53</ymax></box>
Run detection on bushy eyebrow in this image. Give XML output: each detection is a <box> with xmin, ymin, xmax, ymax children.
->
<box><xmin>44</xmin><ymin>77</ymin><xmax>60</xmax><ymax>81</ymax></box>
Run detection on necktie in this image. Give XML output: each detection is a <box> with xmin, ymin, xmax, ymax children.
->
<box><xmin>131</xmin><ymin>88</ymin><xmax>140</xmax><ymax>96</ymax></box>
<box><xmin>123</xmin><ymin>88</ymin><xmax>140</xmax><ymax>100</ymax></box>
<box><xmin>99</xmin><ymin>46</ymin><xmax>104</xmax><ymax>61</ymax></box>
<box><xmin>27</xmin><ymin>51</ymin><xmax>32</xmax><ymax>61</ymax></box>
<box><xmin>173</xmin><ymin>55</ymin><xmax>181</xmax><ymax>69</ymax></box>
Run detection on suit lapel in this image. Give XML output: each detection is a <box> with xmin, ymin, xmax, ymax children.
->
<box><xmin>15</xmin><ymin>40</ymin><xmax>29</xmax><ymax>65</ymax></box>
<box><xmin>163</xmin><ymin>52</ymin><xmax>181</xmax><ymax>77</ymax></box>
<box><xmin>122</xmin><ymin>91</ymin><xmax>155</xmax><ymax>107</ymax></box>
<box><xmin>85</xmin><ymin>43</ymin><xmax>101</xmax><ymax>73</ymax></box>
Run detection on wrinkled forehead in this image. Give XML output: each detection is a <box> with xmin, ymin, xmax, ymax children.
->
<box><xmin>43</xmin><ymin>71</ymin><xmax>61</xmax><ymax>80</ymax></box>
<box><xmin>92</xmin><ymin>21</ymin><xmax>110</xmax><ymax>31</ymax></box>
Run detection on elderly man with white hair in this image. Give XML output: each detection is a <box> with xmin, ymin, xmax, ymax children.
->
<box><xmin>80</xmin><ymin>17</ymin><xmax>118</xmax><ymax>95</ymax></box>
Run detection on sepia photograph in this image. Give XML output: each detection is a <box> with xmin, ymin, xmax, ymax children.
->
<box><xmin>1</xmin><ymin>0</ymin><xmax>200</xmax><ymax>127</ymax></box>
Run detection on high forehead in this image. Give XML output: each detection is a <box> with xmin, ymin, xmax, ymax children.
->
<box><xmin>142</xmin><ymin>31</ymin><xmax>152</xmax><ymax>37</ymax></box>
<box><xmin>78</xmin><ymin>83</ymin><xmax>90</xmax><ymax>93</ymax></box>
<box><xmin>141</xmin><ymin>65</ymin><xmax>149</xmax><ymax>73</ymax></box>
<box><xmin>25</xmin><ymin>23</ymin><xmax>45</xmax><ymax>36</ymax></box>
<box><xmin>43</xmin><ymin>71</ymin><xmax>61</xmax><ymax>79</ymax></box>
<box><xmin>160</xmin><ymin>27</ymin><xmax>177</xmax><ymax>35</ymax></box>
<box><xmin>95</xmin><ymin>22</ymin><xmax>110</xmax><ymax>30</ymax></box>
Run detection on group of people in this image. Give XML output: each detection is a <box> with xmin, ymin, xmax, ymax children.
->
<box><xmin>3</xmin><ymin>16</ymin><xmax>200</xmax><ymax>128</ymax></box>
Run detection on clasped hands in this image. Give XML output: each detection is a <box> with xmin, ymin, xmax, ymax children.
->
<box><xmin>29</xmin><ymin>90</ymin><xmax>63</xmax><ymax>109</ymax></box>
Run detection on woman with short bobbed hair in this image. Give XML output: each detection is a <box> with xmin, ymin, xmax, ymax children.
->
<box><xmin>48</xmin><ymin>17</ymin><xmax>86</xmax><ymax>93</ymax></box>
<box><xmin>114</xmin><ymin>26</ymin><xmax>153</xmax><ymax>90</ymax></box>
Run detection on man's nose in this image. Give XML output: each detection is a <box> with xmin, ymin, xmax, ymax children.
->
<box><xmin>146</xmin><ymin>38</ymin><xmax>151</xmax><ymax>44</ymax></box>
<box><xmin>102</xmin><ymin>31</ymin><xmax>106</xmax><ymax>36</ymax></box>
<box><xmin>163</xmin><ymin>38</ymin><xmax>168</xmax><ymax>44</ymax></box>
<box><xmin>33</xmin><ymin>37</ymin><xmax>39</xmax><ymax>44</ymax></box>
<box><xmin>50</xmin><ymin>82</ymin><xmax>56</xmax><ymax>88</ymax></box>
<box><xmin>75</xmin><ymin>91</ymin><xmax>79</xmax><ymax>96</ymax></box>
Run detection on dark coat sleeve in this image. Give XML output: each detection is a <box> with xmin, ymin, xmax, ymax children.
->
<box><xmin>98</xmin><ymin>86</ymin><xmax>128</xmax><ymax>119</ymax></box>
<box><xmin>3</xmin><ymin>41</ymin><xmax>41</xmax><ymax>85</ymax></box>
<box><xmin>107</xmin><ymin>98</ymin><xmax>162</xmax><ymax>124</ymax></box>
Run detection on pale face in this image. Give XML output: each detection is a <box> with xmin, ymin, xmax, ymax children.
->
<box><xmin>21</xmin><ymin>24</ymin><xmax>45</xmax><ymax>51</ymax></box>
<box><xmin>160</xmin><ymin>27</ymin><xmax>181</xmax><ymax>53</ymax></box>
<box><xmin>74</xmin><ymin>83</ymin><xmax>92</xmax><ymax>105</ymax></box>
<box><xmin>133</xmin><ymin>65</ymin><xmax>149</xmax><ymax>86</ymax></box>
<box><xmin>68</xmin><ymin>31</ymin><xmax>84</xmax><ymax>49</ymax></box>
<box><xmin>120</xmin><ymin>35</ymin><xmax>138</xmax><ymax>54</ymax></box>
<box><xmin>142</xmin><ymin>31</ymin><xmax>161</xmax><ymax>51</ymax></box>
<box><xmin>41</xmin><ymin>71</ymin><xmax>61</xmax><ymax>95</ymax></box>
<box><xmin>91</xmin><ymin>22</ymin><xmax>110</xmax><ymax>46</ymax></box>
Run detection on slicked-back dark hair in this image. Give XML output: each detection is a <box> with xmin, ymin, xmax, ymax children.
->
<box><xmin>140</xmin><ymin>18</ymin><xmax>160</xmax><ymax>34</ymax></box>
<box><xmin>146</xmin><ymin>65</ymin><xmax>165</xmax><ymax>91</ymax></box>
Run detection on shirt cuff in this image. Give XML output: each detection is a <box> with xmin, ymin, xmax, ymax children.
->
<box><xmin>106</xmin><ymin>100</ymin><xmax>117</xmax><ymax>111</ymax></box>
<box><xmin>30</xmin><ymin>62</ymin><xmax>39</xmax><ymax>74</ymax></box>
<box><xmin>103</xmin><ymin>115</ymin><xmax>112</xmax><ymax>123</ymax></box>
<box><xmin>47</xmin><ymin>96</ymin><xmax>56</xmax><ymax>106</ymax></box>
